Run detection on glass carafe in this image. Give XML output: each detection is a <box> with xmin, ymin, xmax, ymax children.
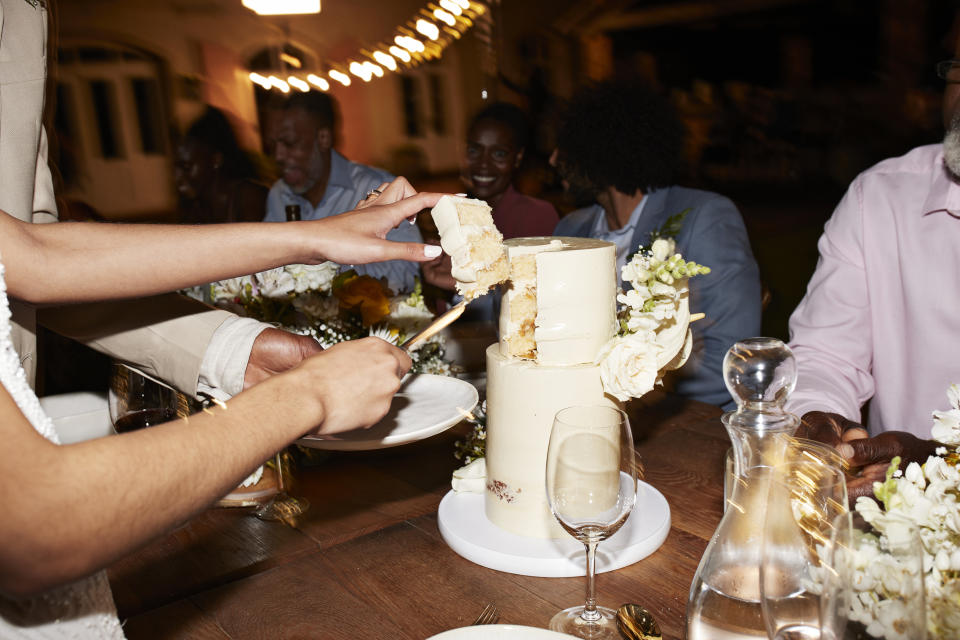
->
<box><xmin>686</xmin><ymin>338</ymin><xmax>800</xmax><ymax>639</ymax></box>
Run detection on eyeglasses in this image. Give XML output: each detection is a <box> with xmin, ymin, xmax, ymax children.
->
<box><xmin>937</xmin><ymin>59</ymin><xmax>960</xmax><ymax>82</ymax></box>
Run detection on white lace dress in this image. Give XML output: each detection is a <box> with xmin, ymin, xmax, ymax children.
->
<box><xmin>0</xmin><ymin>256</ymin><xmax>126</xmax><ymax>639</ymax></box>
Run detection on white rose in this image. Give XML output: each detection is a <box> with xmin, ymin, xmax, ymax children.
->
<box><xmin>650</xmin><ymin>237</ymin><xmax>675</xmax><ymax>262</ymax></box>
<box><xmin>597</xmin><ymin>334</ymin><xmax>660</xmax><ymax>402</ymax></box>
<box><xmin>286</xmin><ymin>262</ymin><xmax>338</xmax><ymax>294</ymax></box>
<box><xmin>621</xmin><ymin>259</ymin><xmax>651</xmax><ymax>286</ymax></box>
<box><xmin>256</xmin><ymin>267</ymin><xmax>296</xmax><ymax>298</ymax></box>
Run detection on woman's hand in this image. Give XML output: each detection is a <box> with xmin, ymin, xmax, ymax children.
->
<box><xmin>310</xmin><ymin>185</ymin><xmax>443</xmax><ymax>266</ymax></box>
<box><xmin>291</xmin><ymin>337</ymin><xmax>412</xmax><ymax>436</ymax></box>
<box><xmin>355</xmin><ymin>177</ymin><xmax>419</xmax><ymax>209</ymax></box>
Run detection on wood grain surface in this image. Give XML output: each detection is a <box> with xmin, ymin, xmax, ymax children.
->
<box><xmin>109</xmin><ymin>391</ymin><xmax>728</xmax><ymax>640</ymax></box>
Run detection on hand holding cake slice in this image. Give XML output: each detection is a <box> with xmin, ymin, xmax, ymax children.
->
<box><xmin>430</xmin><ymin>195</ymin><xmax>509</xmax><ymax>300</ymax></box>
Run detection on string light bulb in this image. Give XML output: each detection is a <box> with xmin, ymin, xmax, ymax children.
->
<box><xmin>433</xmin><ymin>8</ymin><xmax>455</xmax><ymax>26</ymax></box>
<box><xmin>288</xmin><ymin>76</ymin><xmax>309</xmax><ymax>92</ymax></box>
<box><xmin>249</xmin><ymin>72</ymin><xmax>272</xmax><ymax>89</ymax></box>
<box><xmin>348</xmin><ymin>61</ymin><xmax>372</xmax><ymax>82</ymax></box>
<box><xmin>329</xmin><ymin>69</ymin><xmax>351</xmax><ymax>86</ymax></box>
<box><xmin>415</xmin><ymin>19</ymin><xmax>440</xmax><ymax>40</ymax></box>
<box><xmin>438</xmin><ymin>0</ymin><xmax>461</xmax><ymax>15</ymax></box>
<box><xmin>307</xmin><ymin>74</ymin><xmax>329</xmax><ymax>91</ymax></box>
<box><xmin>389</xmin><ymin>45</ymin><xmax>412</xmax><ymax>63</ymax></box>
<box><xmin>267</xmin><ymin>76</ymin><xmax>290</xmax><ymax>92</ymax></box>
<box><xmin>395</xmin><ymin>35</ymin><xmax>425</xmax><ymax>53</ymax></box>
<box><xmin>364</xmin><ymin>61</ymin><xmax>384</xmax><ymax>78</ymax></box>
<box><xmin>372</xmin><ymin>51</ymin><xmax>397</xmax><ymax>71</ymax></box>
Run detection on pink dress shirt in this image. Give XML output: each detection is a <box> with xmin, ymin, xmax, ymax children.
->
<box><xmin>787</xmin><ymin>144</ymin><xmax>960</xmax><ymax>437</ymax></box>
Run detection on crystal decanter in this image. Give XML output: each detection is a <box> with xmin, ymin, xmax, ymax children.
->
<box><xmin>685</xmin><ymin>338</ymin><xmax>800</xmax><ymax>639</ymax></box>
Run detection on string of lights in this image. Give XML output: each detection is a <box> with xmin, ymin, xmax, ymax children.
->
<box><xmin>248</xmin><ymin>0</ymin><xmax>486</xmax><ymax>93</ymax></box>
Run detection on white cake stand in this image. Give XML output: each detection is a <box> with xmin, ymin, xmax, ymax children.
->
<box><xmin>437</xmin><ymin>480</ymin><xmax>671</xmax><ymax>577</ymax></box>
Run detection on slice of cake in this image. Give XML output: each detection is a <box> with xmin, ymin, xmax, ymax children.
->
<box><xmin>430</xmin><ymin>195</ymin><xmax>509</xmax><ymax>300</ymax></box>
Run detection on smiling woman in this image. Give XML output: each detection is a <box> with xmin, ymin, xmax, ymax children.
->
<box><xmin>460</xmin><ymin>102</ymin><xmax>558</xmax><ymax>240</ymax></box>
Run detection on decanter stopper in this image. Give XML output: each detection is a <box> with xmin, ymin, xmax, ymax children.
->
<box><xmin>723</xmin><ymin>337</ymin><xmax>797</xmax><ymax>412</ymax></box>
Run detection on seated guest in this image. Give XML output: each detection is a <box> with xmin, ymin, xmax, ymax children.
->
<box><xmin>552</xmin><ymin>78</ymin><xmax>762</xmax><ymax>409</ymax></box>
<box><xmin>264</xmin><ymin>92</ymin><xmax>421</xmax><ymax>293</ymax></box>
<box><xmin>421</xmin><ymin>103</ymin><xmax>558</xmax><ymax>321</ymax></box>
<box><xmin>461</xmin><ymin>102</ymin><xmax>559</xmax><ymax>239</ymax></box>
<box><xmin>786</xmin><ymin>25</ymin><xmax>960</xmax><ymax>498</ymax></box>
<box><xmin>174</xmin><ymin>106</ymin><xmax>268</xmax><ymax>224</ymax></box>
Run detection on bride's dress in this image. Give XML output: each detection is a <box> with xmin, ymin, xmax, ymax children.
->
<box><xmin>0</xmin><ymin>256</ymin><xmax>126</xmax><ymax>638</ymax></box>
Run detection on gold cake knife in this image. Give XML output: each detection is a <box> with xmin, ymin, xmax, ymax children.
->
<box><xmin>400</xmin><ymin>300</ymin><xmax>469</xmax><ymax>352</ymax></box>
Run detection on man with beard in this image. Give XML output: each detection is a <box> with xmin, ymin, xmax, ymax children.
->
<box><xmin>552</xmin><ymin>79</ymin><xmax>762</xmax><ymax>409</ymax></box>
<box><xmin>786</xmin><ymin>54</ymin><xmax>960</xmax><ymax>498</ymax></box>
<box><xmin>264</xmin><ymin>92</ymin><xmax>421</xmax><ymax>293</ymax></box>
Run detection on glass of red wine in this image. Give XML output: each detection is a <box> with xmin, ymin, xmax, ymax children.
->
<box><xmin>108</xmin><ymin>363</ymin><xmax>182</xmax><ymax>433</ymax></box>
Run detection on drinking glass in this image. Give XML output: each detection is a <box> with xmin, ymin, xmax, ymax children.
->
<box><xmin>546</xmin><ymin>405</ymin><xmax>637</xmax><ymax>640</ymax></box>
<box><xmin>108</xmin><ymin>362</ymin><xmax>183</xmax><ymax>433</ymax></box>
<box><xmin>821</xmin><ymin>511</ymin><xmax>926</xmax><ymax>640</ymax></box>
<box><xmin>254</xmin><ymin>448</ymin><xmax>309</xmax><ymax>525</ymax></box>
<box><xmin>760</xmin><ymin>459</ymin><xmax>848</xmax><ymax>640</ymax></box>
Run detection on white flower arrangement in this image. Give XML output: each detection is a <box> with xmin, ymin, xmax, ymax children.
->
<box><xmin>847</xmin><ymin>384</ymin><xmax>960</xmax><ymax>639</ymax></box>
<box><xmin>597</xmin><ymin>237</ymin><xmax>709</xmax><ymax>401</ymax></box>
<box><xmin>183</xmin><ymin>263</ymin><xmax>452</xmax><ymax>376</ymax></box>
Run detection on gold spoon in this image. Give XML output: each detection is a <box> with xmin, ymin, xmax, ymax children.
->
<box><xmin>616</xmin><ymin>604</ymin><xmax>662</xmax><ymax>640</ymax></box>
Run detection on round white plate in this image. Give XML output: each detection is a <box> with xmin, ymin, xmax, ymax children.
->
<box><xmin>297</xmin><ymin>374</ymin><xmax>478</xmax><ymax>451</ymax></box>
<box><xmin>438</xmin><ymin>481</ymin><xmax>670</xmax><ymax>577</ymax></box>
<box><xmin>428</xmin><ymin>624</ymin><xmax>577</xmax><ymax>639</ymax></box>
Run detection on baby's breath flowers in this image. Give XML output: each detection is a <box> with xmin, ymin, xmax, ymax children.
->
<box><xmin>597</xmin><ymin>237</ymin><xmax>709</xmax><ymax>402</ymax></box>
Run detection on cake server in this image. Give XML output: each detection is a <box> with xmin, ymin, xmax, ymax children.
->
<box><xmin>400</xmin><ymin>299</ymin><xmax>468</xmax><ymax>352</ymax></box>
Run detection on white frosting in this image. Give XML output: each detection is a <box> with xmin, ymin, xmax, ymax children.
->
<box><xmin>430</xmin><ymin>195</ymin><xmax>500</xmax><ymax>284</ymax></box>
<box><xmin>484</xmin><ymin>344</ymin><xmax>620</xmax><ymax>538</ymax></box>
<box><xmin>451</xmin><ymin>458</ymin><xmax>486</xmax><ymax>493</ymax></box>
<box><xmin>499</xmin><ymin>237</ymin><xmax>617</xmax><ymax>366</ymax></box>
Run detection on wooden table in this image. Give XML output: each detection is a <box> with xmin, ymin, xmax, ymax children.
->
<box><xmin>107</xmin><ymin>392</ymin><xmax>729</xmax><ymax>639</ymax></box>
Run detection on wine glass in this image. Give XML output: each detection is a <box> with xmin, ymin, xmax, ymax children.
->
<box><xmin>108</xmin><ymin>362</ymin><xmax>183</xmax><ymax>433</ymax></box>
<box><xmin>821</xmin><ymin>511</ymin><xmax>925</xmax><ymax>640</ymax></box>
<box><xmin>760</xmin><ymin>458</ymin><xmax>848</xmax><ymax>640</ymax></box>
<box><xmin>546</xmin><ymin>405</ymin><xmax>637</xmax><ymax>640</ymax></box>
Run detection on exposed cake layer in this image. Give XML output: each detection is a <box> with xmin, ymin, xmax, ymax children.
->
<box><xmin>484</xmin><ymin>343</ymin><xmax>620</xmax><ymax>539</ymax></box>
<box><xmin>430</xmin><ymin>195</ymin><xmax>509</xmax><ymax>300</ymax></box>
<box><xmin>498</xmin><ymin>237</ymin><xmax>617</xmax><ymax>366</ymax></box>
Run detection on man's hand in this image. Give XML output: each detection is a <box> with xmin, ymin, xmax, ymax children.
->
<box><xmin>795</xmin><ymin>411</ymin><xmax>868</xmax><ymax>447</ymax></box>
<box><xmin>243</xmin><ymin>328</ymin><xmax>323</xmax><ymax>390</ymax></box>
<box><xmin>421</xmin><ymin>252</ymin><xmax>457</xmax><ymax>291</ymax></box>
<box><xmin>842</xmin><ymin>431</ymin><xmax>940</xmax><ymax>499</ymax></box>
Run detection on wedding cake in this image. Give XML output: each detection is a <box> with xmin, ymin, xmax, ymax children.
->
<box><xmin>486</xmin><ymin>237</ymin><xmax>620</xmax><ymax>538</ymax></box>
<box><xmin>430</xmin><ymin>198</ymin><xmax>708</xmax><ymax>541</ymax></box>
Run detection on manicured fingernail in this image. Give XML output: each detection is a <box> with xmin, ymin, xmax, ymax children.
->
<box><xmin>838</xmin><ymin>443</ymin><xmax>854</xmax><ymax>459</ymax></box>
<box><xmin>424</xmin><ymin>245</ymin><xmax>442</xmax><ymax>258</ymax></box>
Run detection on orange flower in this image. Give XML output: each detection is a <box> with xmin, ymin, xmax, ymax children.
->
<box><xmin>335</xmin><ymin>275</ymin><xmax>392</xmax><ymax>326</ymax></box>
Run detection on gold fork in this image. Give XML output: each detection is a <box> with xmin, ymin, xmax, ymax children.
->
<box><xmin>472</xmin><ymin>603</ymin><xmax>500</xmax><ymax>625</ymax></box>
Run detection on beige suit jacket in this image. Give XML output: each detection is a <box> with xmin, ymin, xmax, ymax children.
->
<box><xmin>0</xmin><ymin>0</ymin><xmax>231</xmax><ymax>393</ymax></box>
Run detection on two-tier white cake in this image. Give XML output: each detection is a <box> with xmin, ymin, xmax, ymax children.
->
<box><xmin>485</xmin><ymin>237</ymin><xmax>621</xmax><ymax>538</ymax></box>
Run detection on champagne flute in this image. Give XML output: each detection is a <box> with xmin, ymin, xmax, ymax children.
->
<box><xmin>108</xmin><ymin>362</ymin><xmax>184</xmax><ymax>433</ymax></box>
<box><xmin>760</xmin><ymin>459</ymin><xmax>848</xmax><ymax>640</ymax></box>
<box><xmin>546</xmin><ymin>405</ymin><xmax>637</xmax><ymax>640</ymax></box>
<box><xmin>821</xmin><ymin>511</ymin><xmax>925</xmax><ymax>640</ymax></box>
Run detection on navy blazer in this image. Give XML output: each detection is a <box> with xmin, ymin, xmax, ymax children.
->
<box><xmin>554</xmin><ymin>185</ymin><xmax>762</xmax><ymax>409</ymax></box>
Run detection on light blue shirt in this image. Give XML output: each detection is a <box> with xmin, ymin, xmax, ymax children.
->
<box><xmin>264</xmin><ymin>150</ymin><xmax>421</xmax><ymax>293</ymax></box>
<box><xmin>585</xmin><ymin>197</ymin><xmax>649</xmax><ymax>279</ymax></box>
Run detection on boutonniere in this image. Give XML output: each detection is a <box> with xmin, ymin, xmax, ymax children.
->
<box><xmin>625</xmin><ymin>207</ymin><xmax>691</xmax><ymax>264</ymax></box>
<box><xmin>23</xmin><ymin>0</ymin><xmax>46</xmax><ymax>8</ymax></box>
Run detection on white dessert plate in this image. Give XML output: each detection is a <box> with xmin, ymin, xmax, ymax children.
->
<box><xmin>427</xmin><ymin>625</ymin><xmax>577</xmax><ymax>639</ymax></box>
<box><xmin>438</xmin><ymin>480</ymin><xmax>671</xmax><ymax>578</ymax></box>
<box><xmin>297</xmin><ymin>374</ymin><xmax>478</xmax><ymax>451</ymax></box>
<box><xmin>39</xmin><ymin>391</ymin><xmax>114</xmax><ymax>444</ymax></box>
